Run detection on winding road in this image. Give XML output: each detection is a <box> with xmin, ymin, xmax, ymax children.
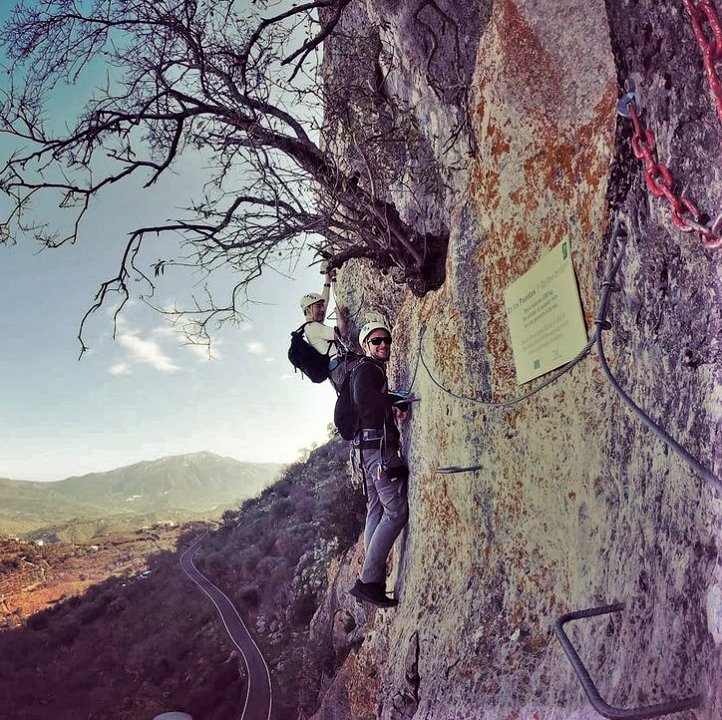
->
<box><xmin>180</xmin><ymin>537</ymin><xmax>272</xmax><ymax>720</ymax></box>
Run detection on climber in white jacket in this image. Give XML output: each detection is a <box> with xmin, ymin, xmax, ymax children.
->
<box><xmin>299</xmin><ymin>266</ymin><xmax>347</xmax><ymax>358</ymax></box>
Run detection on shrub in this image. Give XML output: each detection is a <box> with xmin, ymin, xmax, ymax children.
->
<box><xmin>51</xmin><ymin>618</ymin><xmax>80</xmax><ymax>647</ymax></box>
<box><xmin>206</xmin><ymin>551</ymin><xmax>226</xmax><ymax>572</ymax></box>
<box><xmin>256</xmin><ymin>555</ymin><xmax>285</xmax><ymax>577</ymax></box>
<box><xmin>321</xmin><ymin>481</ymin><xmax>365</xmax><ymax>551</ymax></box>
<box><xmin>239</xmin><ymin>546</ymin><xmax>262</xmax><ymax>574</ymax></box>
<box><xmin>274</xmin><ymin>531</ymin><xmax>310</xmax><ymax>566</ymax></box>
<box><xmin>107</xmin><ymin>597</ymin><xmax>127</xmax><ymax>618</ymax></box>
<box><xmin>27</xmin><ymin>612</ymin><xmax>50</xmax><ymax>631</ymax></box>
<box><xmin>270</xmin><ymin>497</ymin><xmax>295</xmax><ymax>521</ymax></box>
<box><xmin>292</xmin><ymin>593</ymin><xmax>318</xmax><ymax>627</ymax></box>
<box><xmin>240</xmin><ymin>495</ymin><xmax>260</xmax><ymax>513</ymax></box>
<box><xmin>238</xmin><ymin>584</ymin><xmax>260</xmax><ymax>608</ymax></box>
<box><xmin>222</xmin><ymin>508</ymin><xmax>240</xmax><ymax>523</ymax></box>
<box><xmin>67</xmin><ymin>595</ymin><xmax>82</xmax><ymax>610</ymax></box>
<box><xmin>295</xmin><ymin>496</ymin><xmax>316</xmax><ymax>522</ymax></box>
<box><xmin>78</xmin><ymin>590</ymin><xmax>115</xmax><ymax>625</ymax></box>
<box><xmin>258</xmin><ymin>530</ymin><xmax>277</xmax><ymax>555</ymax></box>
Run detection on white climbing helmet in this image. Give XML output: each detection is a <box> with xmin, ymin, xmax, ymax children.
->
<box><xmin>359</xmin><ymin>320</ymin><xmax>391</xmax><ymax>346</ymax></box>
<box><xmin>300</xmin><ymin>293</ymin><xmax>324</xmax><ymax>311</ymax></box>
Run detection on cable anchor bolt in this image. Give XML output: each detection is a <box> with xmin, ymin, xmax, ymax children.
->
<box><xmin>617</xmin><ymin>75</ymin><xmax>644</xmax><ymax>118</ymax></box>
<box><xmin>700</xmin><ymin>210</ymin><xmax>722</xmax><ymax>249</ymax></box>
<box><xmin>617</xmin><ymin>91</ymin><xmax>643</xmax><ymax>118</ymax></box>
<box><xmin>593</xmin><ymin>318</ymin><xmax>612</xmax><ymax>331</ymax></box>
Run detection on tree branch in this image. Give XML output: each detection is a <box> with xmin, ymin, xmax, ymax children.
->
<box><xmin>0</xmin><ymin>0</ymin><xmax>448</xmax><ymax>347</ymax></box>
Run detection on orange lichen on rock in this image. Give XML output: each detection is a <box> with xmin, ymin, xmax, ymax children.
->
<box><xmin>346</xmin><ymin>651</ymin><xmax>382</xmax><ymax>719</ymax></box>
<box><xmin>496</xmin><ymin>0</ymin><xmax>563</xmax><ymax>119</ymax></box>
<box><xmin>487</xmin><ymin>117</ymin><xmax>511</xmax><ymax>160</ymax></box>
<box><xmin>421</xmin><ymin>477</ymin><xmax>462</xmax><ymax>537</ymax></box>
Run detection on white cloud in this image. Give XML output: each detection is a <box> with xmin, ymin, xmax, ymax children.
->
<box><xmin>146</xmin><ymin>323</ymin><xmax>222</xmax><ymax>361</ymax></box>
<box><xmin>151</xmin><ymin>325</ymin><xmax>175</xmax><ymax>338</ymax></box>
<box><xmin>118</xmin><ymin>332</ymin><xmax>181</xmax><ymax>373</ymax></box>
<box><xmin>186</xmin><ymin>342</ymin><xmax>221</xmax><ymax>362</ymax></box>
<box><xmin>109</xmin><ymin>363</ymin><xmax>131</xmax><ymax>376</ymax></box>
<box><xmin>246</xmin><ymin>341</ymin><xmax>266</xmax><ymax>355</ymax></box>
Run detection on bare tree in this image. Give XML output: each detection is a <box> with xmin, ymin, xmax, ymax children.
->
<box><xmin>0</xmin><ymin>0</ymin><xmax>448</xmax><ymax>348</ymax></box>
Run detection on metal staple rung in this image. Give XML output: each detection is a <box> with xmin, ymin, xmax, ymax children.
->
<box><xmin>554</xmin><ymin>603</ymin><xmax>702</xmax><ymax>719</ymax></box>
<box><xmin>435</xmin><ymin>465</ymin><xmax>484</xmax><ymax>474</ymax></box>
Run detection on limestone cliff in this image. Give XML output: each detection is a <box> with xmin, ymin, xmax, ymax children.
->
<box><xmin>311</xmin><ymin>1</ymin><xmax>722</xmax><ymax>718</ymax></box>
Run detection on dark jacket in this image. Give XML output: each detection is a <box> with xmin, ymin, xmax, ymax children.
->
<box><xmin>351</xmin><ymin>357</ymin><xmax>401</xmax><ymax>448</ymax></box>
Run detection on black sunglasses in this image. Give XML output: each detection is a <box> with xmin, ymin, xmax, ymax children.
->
<box><xmin>369</xmin><ymin>336</ymin><xmax>392</xmax><ymax>346</ymax></box>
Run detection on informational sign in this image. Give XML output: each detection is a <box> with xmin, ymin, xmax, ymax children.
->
<box><xmin>503</xmin><ymin>240</ymin><xmax>588</xmax><ymax>385</ymax></box>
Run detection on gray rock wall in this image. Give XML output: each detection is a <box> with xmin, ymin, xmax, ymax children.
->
<box><xmin>312</xmin><ymin>1</ymin><xmax>722</xmax><ymax>717</ymax></box>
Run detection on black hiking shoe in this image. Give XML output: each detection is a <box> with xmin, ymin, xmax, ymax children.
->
<box><xmin>349</xmin><ymin>580</ymin><xmax>398</xmax><ymax>608</ymax></box>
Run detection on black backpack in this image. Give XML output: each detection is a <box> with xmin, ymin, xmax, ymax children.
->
<box><xmin>328</xmin><ymin>350</ymin><xmax>364</xmax><ymax>393</ymax></box>
<box><xmin>288</xmin><ymin>322</ymin><xmax>332</xmax><ymax>383</ymax></box>
<box><xmin>333</xmin><ymin>368</ymin><xmax>359</xmax><ymax>440</ymax></box>
<box><xmin>332</xmin><ymin>355</ymin><xmax>369</xmax><ymax>440</ymax></box>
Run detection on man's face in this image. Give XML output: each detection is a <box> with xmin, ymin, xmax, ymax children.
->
<box><xmin>364</xmin><ymin>329</ymin><xmax>392</xmax><ymax>362</ymax></box>
<box><xmin>308</xmin><ymin>300</ymin><xmax>325</xmax><ymax>322</ymax></box>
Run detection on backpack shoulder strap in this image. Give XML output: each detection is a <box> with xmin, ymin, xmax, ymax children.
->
<box><xmin>354</xmin><ymin>355</ymin><xmax>384</xmax><ymax>376</ymax></box>
<box><xmin>349</xmin><ymin>355</ymin><xmax>369</xmax><ymax>377</ymax></box>
<box><xmin>303</xmin><ymin>321</ymin><xmax>335</xmax><ymax>356</ymax></box>
<box><xmin>350</xmin><ymin>356</ymin><xmax>386</xmax><ymax>394</ymax></box>
<box><xmin>324</xmin><ymin>334</ymin><xmax>334</xmax><ymax>356</ymax></box>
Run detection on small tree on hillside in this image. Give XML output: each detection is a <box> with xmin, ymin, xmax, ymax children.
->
<box><xmin>0</xmin><ymin>0</ymin><xmax>448</xmax><ymax>347</ymax></box>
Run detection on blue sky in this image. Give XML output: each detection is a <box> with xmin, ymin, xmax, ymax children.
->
<box><xmin>0</xmin><ymin>194</ymin><xmax>339</xmax><ymax>481</ymax></box>
<box><xmin>0</xmin><ymin>3</ymin><xmax>340</xmax><ymax>481</ymax></box>
<box><xmin>0</xmin><ymin>194</ymin><xmax>340</xmax><ymax>481</ymax></box>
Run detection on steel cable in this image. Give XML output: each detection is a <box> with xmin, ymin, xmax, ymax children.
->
<box><xmin>594</xmin><ymin>228</ymin><xmax>722</xmax><ymax>493</ymax></box>
<box><xmin>415</xmin><ymin>216</ymin><xmax>722</xmax><ymax>492</ymax></box>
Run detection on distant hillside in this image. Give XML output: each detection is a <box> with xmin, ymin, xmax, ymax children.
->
<box><xmin>0</xmin><ymin>523</ymin><xmax>244</xmax><ymax>720</ymax></box>
<box><xmin>0</xmin><ymin>452</ymin><xmax>282</xmax><ymax>541</ymax></box>
<box><xmin>0</xmin><ymin>439</ymin><xmax>361</xmax><ymax>720</ymax></box>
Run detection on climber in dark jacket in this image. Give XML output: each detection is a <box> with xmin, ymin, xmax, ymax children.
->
<box><xmin>348</xmin><ymin>320</ymin><xmax>409</xmax><ymax>608</ymax></box>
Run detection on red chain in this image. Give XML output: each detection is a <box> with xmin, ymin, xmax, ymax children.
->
<box><xmin>628</xmin><ymin>100</ymin><xmax>707</xmax><ymax>235</ymax></box>
<box><xmin>684</xmin><ymin>0</ymin><xmax>722</xmax><ymax>127</ymax></box>
<box><xmin>619</xmin><ymin>1</ymin><xmax>722</xmax><ymax>249</ymax></box>
<box><xmin>682</xmin><ymin>0</ymin><xmax>722</xmax><ymax>247</ymax></box>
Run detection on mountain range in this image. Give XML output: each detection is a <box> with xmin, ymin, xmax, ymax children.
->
<box><xmin>0</xmin><ymin>452</ymin><xmax>282</xmax><ymax>542</ymax></box>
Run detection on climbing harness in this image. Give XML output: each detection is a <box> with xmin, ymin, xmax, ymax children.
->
<box><xmin>617</xmin><ymin>1</ymin><xmax>722</xmax><ymax>249</ymax></box>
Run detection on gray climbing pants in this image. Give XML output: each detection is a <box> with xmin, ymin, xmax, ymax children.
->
<box><xmin>351</xmin><ymin>443</ymin><xmax>409</xmax><ymax>586</ymax></box>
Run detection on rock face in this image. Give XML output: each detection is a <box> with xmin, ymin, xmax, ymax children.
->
<box><xmin>312</xmin><ymin>1</ymin><xmax>722</xmax><ymax>718</ymax></box>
